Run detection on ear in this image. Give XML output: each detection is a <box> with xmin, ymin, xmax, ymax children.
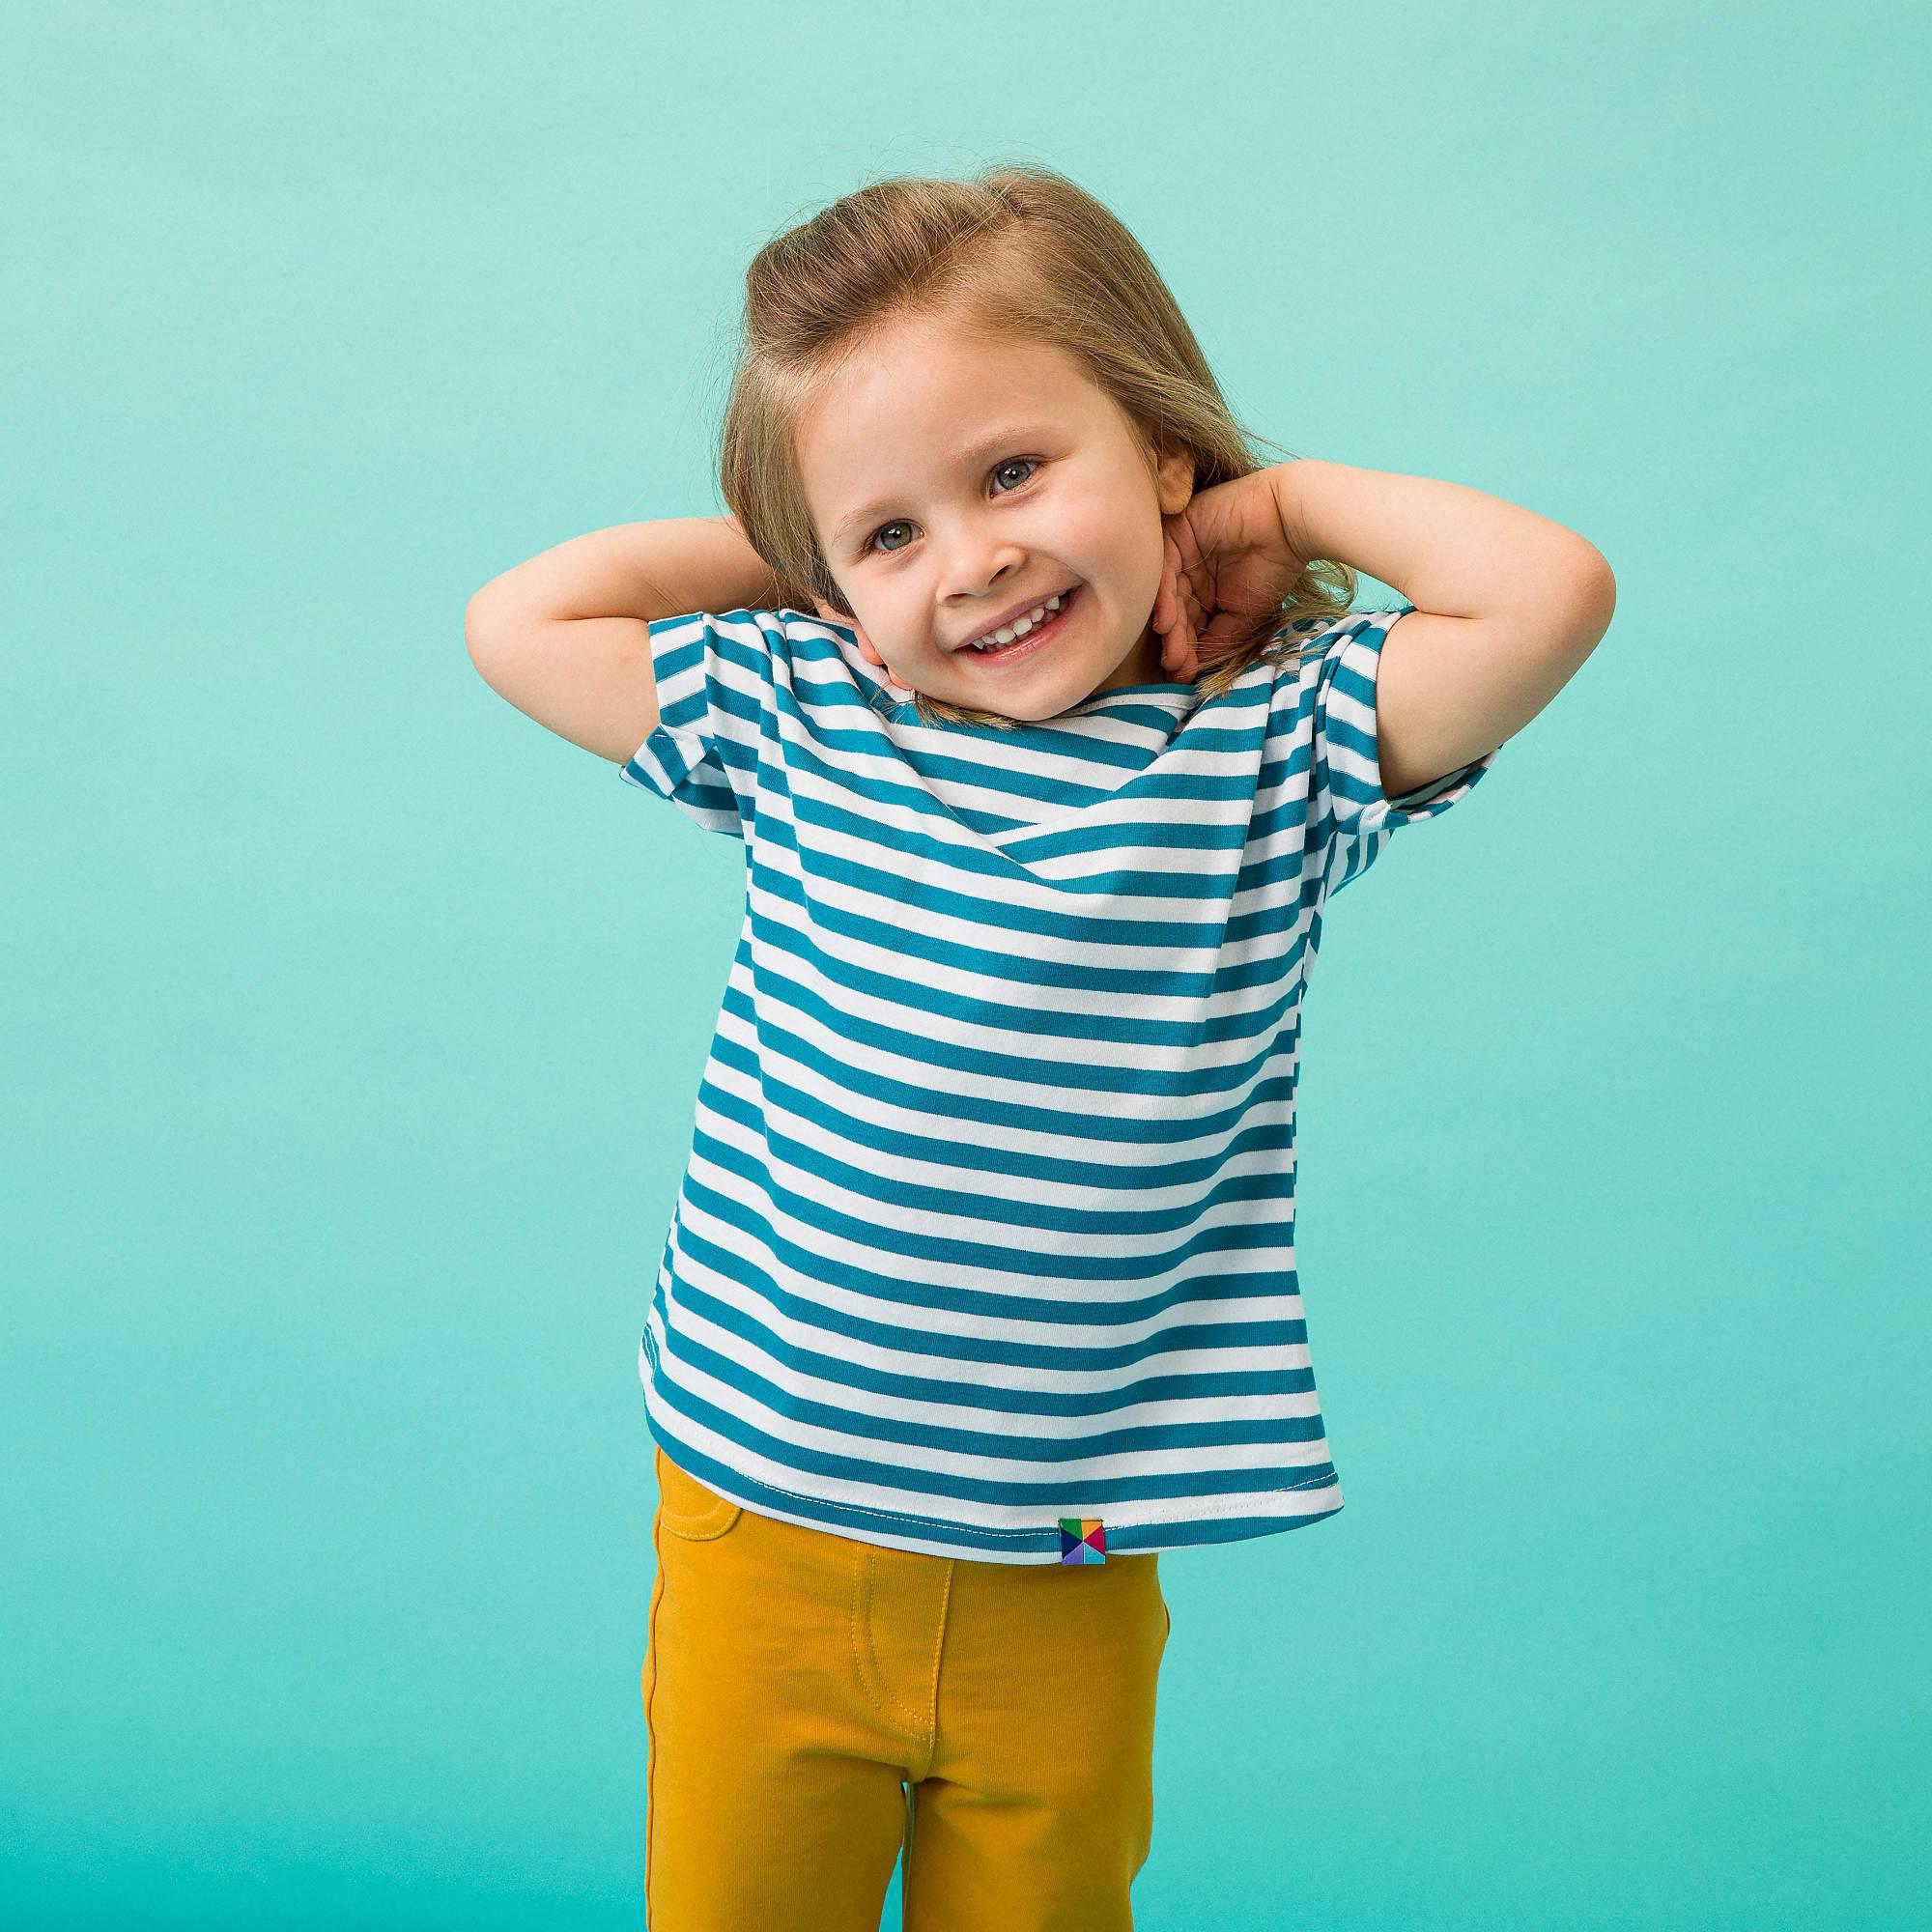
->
<box><xmin>1153</xmin><ymin>446</ymin><xmax>1195</xmax><ymax>518</ymax></box>
<box><xmin>812</xmin><ymin>600</ymin><xmax>897</xmax><ymax>681</ymax></box>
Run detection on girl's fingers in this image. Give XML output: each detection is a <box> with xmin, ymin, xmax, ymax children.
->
<box><xmin>1162</xmin><ymin>565</ymin><xmax>1186</xmax><ymax>670</ymax></box>
<box><xmin>1157</xmin><ymin>536</ymin><xmax>1211</xmax><ymax>681</ymax></box>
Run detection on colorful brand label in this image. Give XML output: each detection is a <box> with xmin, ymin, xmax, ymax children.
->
<box><xmin>1059</xmin><ymin>1517</ymin><xmax>1106</xmax><ymax>1564</ymax></box>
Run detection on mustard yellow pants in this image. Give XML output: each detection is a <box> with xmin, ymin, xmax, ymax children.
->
<box><xmin>642</xmin><ymin>1444</ymin><xmax>1171</xmax><ymax>1930</ymax></box>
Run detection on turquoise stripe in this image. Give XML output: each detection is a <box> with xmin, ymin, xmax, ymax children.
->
<box><xmin>623</xmin><ymin>604</ymin><xmax>1492</xmax><ymax>1562</ymax></box>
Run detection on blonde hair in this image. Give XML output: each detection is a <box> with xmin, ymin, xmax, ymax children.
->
<box><xmin>718</xmin><ymin>160</ymin><xmax>1359</xmax><ymax>729</ymax></box>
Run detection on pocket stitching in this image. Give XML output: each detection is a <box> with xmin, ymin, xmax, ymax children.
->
<box><xmin>655</xmin><ymin>1450</ymin><xmax>744</xmax><ymax>1542</ymax></box>
<box><xmin>658</xmin><ymin>1495</ymin><xmax>741</xmax><ymax>1540</ymax></box>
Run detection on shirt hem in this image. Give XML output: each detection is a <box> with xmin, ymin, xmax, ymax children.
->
<box><xmin>640</xmin><ymin>1336</ymin><xmax>1347</xmax><ymax>1566</ymax></box>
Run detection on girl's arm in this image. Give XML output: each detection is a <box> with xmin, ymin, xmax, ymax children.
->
<box><xmin>1275</xmin><ymin>460</ymin><xmax>1616</xmax><ymax>798</ymax></box>
<box><xmin>464</xmin><ymin>516</ymin><xmax>787</xmax><ymax>763</ymax></box>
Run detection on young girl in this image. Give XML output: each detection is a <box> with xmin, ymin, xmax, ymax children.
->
<box><xmin>466</xmin><ymin>163</ymin><xmax>1614</xmax><ymax>1931</ymax></box>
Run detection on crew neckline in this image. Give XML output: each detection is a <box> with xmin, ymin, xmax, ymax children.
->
<box><xmin>1060</xmin><ymin>678</ymin><xmax>1196</xmax><ymax>710</ymax></box>
<box><xmin>875</xmin><ymin>680</ymin><xmax>1202</xmax><ymax>729</ymax></box>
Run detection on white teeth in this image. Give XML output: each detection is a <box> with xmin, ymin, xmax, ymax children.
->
<box><xmin>970</xmin><ymin>591</ymin><xmax>1065</xmax><ymax>652</ymax></box>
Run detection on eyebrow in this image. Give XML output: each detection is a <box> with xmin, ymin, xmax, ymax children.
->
<box><xmin>829</xmin><ymin>422</ymin><xmax>1054</xmax><ymax>551</ymax></box>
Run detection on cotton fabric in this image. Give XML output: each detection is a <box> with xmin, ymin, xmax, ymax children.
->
<box><xmin>619</xmin><ymin>603</ymin><xmax>1495</xmax><ymax>1563</ymax></box>
<box><xmin>643</xmin><ymin>1443</ymin><xmax>1166</xmax><ymax>1929</ymax></box>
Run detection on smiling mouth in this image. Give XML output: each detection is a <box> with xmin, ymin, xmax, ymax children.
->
<box><xmin>958</xmin><ymin>585</ymin><xmax>1081</xmax><ymax>667</ymax></box>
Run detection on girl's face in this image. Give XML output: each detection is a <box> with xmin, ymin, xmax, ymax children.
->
<box><xmin>794</xmin><ymin>313</ymin><xmax>1195</xmax><ymax>721</ymax></box>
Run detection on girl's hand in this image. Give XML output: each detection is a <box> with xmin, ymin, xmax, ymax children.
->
<box><xmin>1152</xmin><ymin>467</ymin><xmax>1311</xmax><ymax>682</ymax></box>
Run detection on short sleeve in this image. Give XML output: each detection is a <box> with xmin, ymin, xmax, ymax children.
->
<box><xmin>617</xmin><ymin>609</ymin><xmax>782</xmax><ymax>840</ymax></box>
<box><xmin>1301</xmin><ymin>604</ymin><xmax>1497</xmax><ymax>899</ymax></box>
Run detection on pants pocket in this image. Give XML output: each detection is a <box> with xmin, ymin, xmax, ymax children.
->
<box><xmin>653</xmin><ymin>1443</ymin><xmax>744</xmax><ymax>1542</ymax></box>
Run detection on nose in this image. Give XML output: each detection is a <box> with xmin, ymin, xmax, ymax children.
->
<box><xmin>940</xmin><ymin>530</ymin><xmax>1027</xmax><ymax>609</ymax></box>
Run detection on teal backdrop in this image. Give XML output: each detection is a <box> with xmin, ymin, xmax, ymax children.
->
<box><xmin>7</xmin><ymin>3</ymin><xmax>1925</xmax><ymax>1926</ymax></box>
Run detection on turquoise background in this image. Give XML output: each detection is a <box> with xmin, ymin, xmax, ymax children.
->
<box><xmin>8</xmin><ymin>3</ymin><xmax>1925</xmax><ymax>1926</ymax></box>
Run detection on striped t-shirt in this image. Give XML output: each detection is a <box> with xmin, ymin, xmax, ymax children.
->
<box><xmin>620</xmin><ymin>603</ymin><xmax>1496</xmax><ymax>1563</ymax></box>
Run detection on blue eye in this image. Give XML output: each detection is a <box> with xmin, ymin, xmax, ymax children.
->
<box><xmin>863</xmin><ymin>456</ymin><xmax>1041</xmax><ymax>555</ymax></box>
